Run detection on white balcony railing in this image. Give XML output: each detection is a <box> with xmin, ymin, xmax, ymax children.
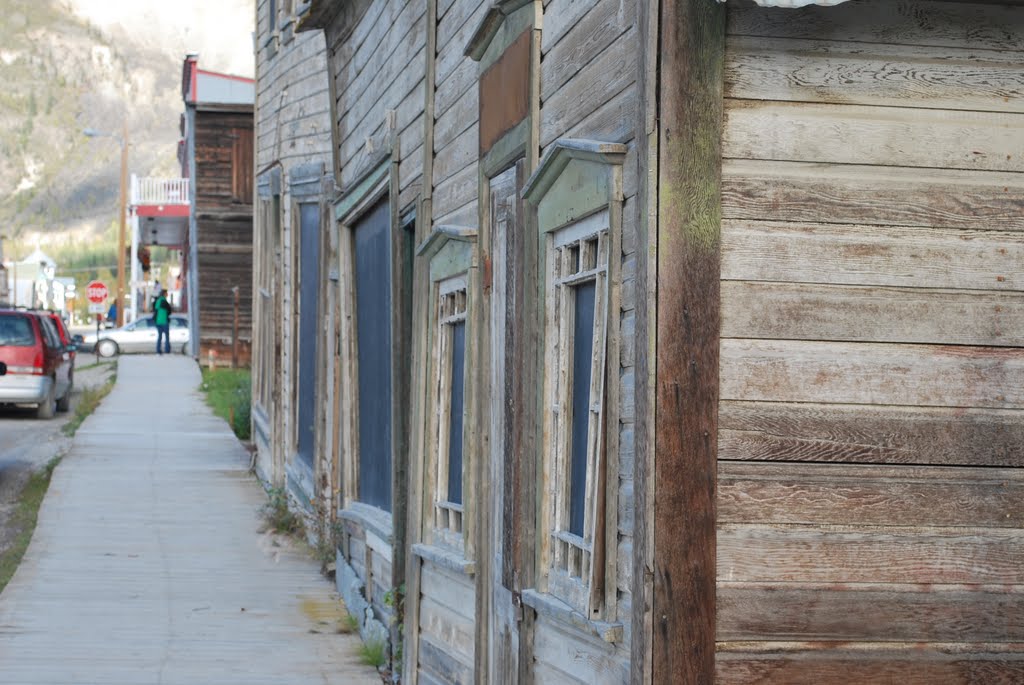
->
<box><xmin>130</xmin><ymin>175</ymin><xmax>190</xmax><ymax>206</ymax></box>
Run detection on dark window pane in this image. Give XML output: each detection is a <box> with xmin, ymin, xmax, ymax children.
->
<box><xmin>354</xmin><ymin>198</ymin><xmax>392</xmax><ymax>511</ymax></box>
<box><xmin>446</xmin><ymin>320</ymin><xmax>466</xmax><ymax>505</ymax></box>
<box><xmin>297</xmin><ymin>202</ymin><xmax>321</xmax><ymax>466</ymax></box>
<box><xmin>569</xmin><ymin>280</ymin><xmax>596</xmax><ymax>537</ymax></box>
<box><xmin>0</xmin><ymin>315</ymin><xmax>34</xmax><ymax>346</ymax></box>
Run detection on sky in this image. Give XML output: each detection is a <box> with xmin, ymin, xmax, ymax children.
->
<box><xmin>66</xmin><ymin>0</ymin><xmax>255</xmax><ymax>77</ymax></box>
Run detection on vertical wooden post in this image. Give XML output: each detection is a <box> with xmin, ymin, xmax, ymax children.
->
<box><xmin>232</xmin><ymin>285</ymin><xmax>240</xmax><ymax>369</ymax></box>
<box><xmin>653</xmin><ymin>0</ymin><xmax>725</xmax><ymax>683</ymax></box>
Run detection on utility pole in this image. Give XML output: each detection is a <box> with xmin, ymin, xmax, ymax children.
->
<box><xmin>117</xmin><ymin>120</ymin><xmax>128</xmax><ymax>327</ymax></box>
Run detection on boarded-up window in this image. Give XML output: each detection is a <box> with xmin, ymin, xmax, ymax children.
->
<box><xmin>296</xmin><ymin>202</ymin><xmax>321</xmax><ymax>467</ymax></box>
<box><xmin>231</xmin><ymin>128</ymin><xmax>253</xmax><ymax>204</ymax></box>
<box><xmin>353</xmin><ymin>198</ymin><xmax>392</xmax><ymax>512</ymax></box>
<box><xmin>269</xmin><ymin>0</ymin><xmax>277</xmax><ymax>32</ymax></box>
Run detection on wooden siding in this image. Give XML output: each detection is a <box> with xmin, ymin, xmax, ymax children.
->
<box><xmin>252</xmin><ymin>0</ymin><xmax>334</xmax><ymax>505</ymax></box>
<box><xmin>193</xmin><ymin>106</ymin><xmax>254</xmax><ymax>367</ymax></box>
<box><xmin>717</xmin><ymin>1</ymin><xmax>1024</xmax><ymax>681</ymax></box>
<box><xmin>534</xmin><ymin>0</ymin><xmax>640</xmax><ymax>679</ymax></box>
<box><xmin>416</xmin><ymin>562</ymin><xmax>476</xmax><ymax>684</ymax></box>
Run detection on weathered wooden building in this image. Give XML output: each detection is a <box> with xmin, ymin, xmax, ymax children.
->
<box><xmin>251</xmin><ymin>0</ymin><xmax>1024</xmax><ymax>682</ymax></box>
<box><xmin>250</xmin><ymin>0</ymin><xmax>337</xmax><ymax>520</ymax></box>
<box><xmin>180</xmin><ymin>55</ymin><xmax>255</xmax><ymax>364</ymax></box>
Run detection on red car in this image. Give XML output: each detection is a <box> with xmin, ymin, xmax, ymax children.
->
<box><xmin>0</xmin><ymin>309</ymin><xmax>74</xmax><ymax>419</ymax></box>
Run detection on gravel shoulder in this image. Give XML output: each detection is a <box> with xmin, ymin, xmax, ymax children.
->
<box><xmin>0</xmin><ymin>361</ymin><xmax>116</xmax><ymax>561</ymax></box>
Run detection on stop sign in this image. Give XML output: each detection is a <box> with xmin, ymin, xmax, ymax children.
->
<box><xmin>86</xmin><ymin>280</ymin><xmax>109</xmax><ymax>304</ymax></box>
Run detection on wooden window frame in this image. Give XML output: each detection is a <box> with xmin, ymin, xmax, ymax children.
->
<box><xmin>522</xmin><ymin>139</ymin><xmax>627</xmax><ymax>624</ymax></box>
<box><xmin>429</xmin><ymin>275</ymin><xmax>469</xmax><ymax>551</ymax></box>
<box><xmin>542</xmin><ymin>210</ymin><xmax>611</xmax><ymax>617</ymax></box>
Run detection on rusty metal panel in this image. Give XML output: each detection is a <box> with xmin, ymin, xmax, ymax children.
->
<box><xmin>479</xmin><ymin>29</ymin><xmax>531</xmax><ymax>156</ymax></box>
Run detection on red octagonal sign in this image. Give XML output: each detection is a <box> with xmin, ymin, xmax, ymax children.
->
<box><xmin>86</xmin><ymin>280</ymin><xmax>109</xmax><ymax>304</ymax></box>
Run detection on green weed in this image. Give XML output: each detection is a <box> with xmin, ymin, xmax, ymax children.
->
<box><xmin>0</xmin><ymin>457</ymin><xmax>62</xmax><ymax>594</ymax></box>
<box><xmin>199</xmin><ymin>368</ymin><xmax>252</xmax><ymax>440</ymax></box>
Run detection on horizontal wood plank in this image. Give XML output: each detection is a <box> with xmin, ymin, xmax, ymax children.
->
<box><xmin>722</xmin><ymin>160</ymin><xmax>1024</xmax><ymax>232</ymax></box>
<box><xmin>419</xmin><ymin>563</ymin><xmax>475</xmax><ymax>623</ymax></box>
<box><xmin>717</xmin><ymin>643</ymin><xmax>1024</xmax><ymax>685</ymax></box>
<box><xmin>718</xmin><ymin>461</ymin><xmax>1024</xmax><ymax>528</ymax></box>
<box><xmin>719</xmin><ymin>524</ymin><xmax>1024</xmax><ymax>584</ymax></box>
<box><xmin>718</xmin><ymin>582</ymin><xmax>1024</xmax><ymax>642</ymax></box>
<box><xmin>721</xmin><ymin>281</ymin><xmax>1024</xmax><ymax>347</ymax></box>
<box><xmin>727</xmin><ymin>0</ymin><xmax>1024</xmax><ymax>51</ymax></box>
<box><xmin>721</xmin><ymin>221</ymin><xmax>1024</xmax><ymax>292</ymax></box>
<box><xmin>719</xmin><ymin>400</ymin><xmax>1024</xmax><ymax>467</ymax></box>
<box><xmin>726</xmin><ymin>36</ymin><xmax>1024</xmax><ymax>113</ymax></box>
<box><xmin>724</xmin><ymin>100</ymin><xmax>1024</xmax><ymax>172</ymax></box>
<box><xmin>721</xmin><ymin>339</ymin><xmax>1024</xmax><ymax>409</ymax></box>
<box><xmin>418</xmin><ymin>596</ymin><xmax>475</xmax><ymax>663</ymax></box>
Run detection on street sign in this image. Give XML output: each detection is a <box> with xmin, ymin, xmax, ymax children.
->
<box><xmin>88</xmin><ymin>302</ymin><xmax>106</xmax><ymax>314</ymax></box>
<box><xmin>86</xmin><ymin>280</ymin><xmax>109</xmax><ymax>304</ymax></box>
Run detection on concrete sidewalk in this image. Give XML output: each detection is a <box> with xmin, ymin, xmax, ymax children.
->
<box><xmin>0</xmin><ymin>356</ymin><xmax>379</xmax><ymax>685</ymax></box>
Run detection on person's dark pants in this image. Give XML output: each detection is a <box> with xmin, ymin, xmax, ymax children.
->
<box><xmin>156</xmin><ymin>323</ymin><xmax>170</xmax><ymax>354</ymax></box>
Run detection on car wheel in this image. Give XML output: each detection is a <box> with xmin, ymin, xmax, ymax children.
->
<box><xmin>180</xmin><ymin>343</ymin><xmax>189</xmax><ymax>355</ymax></box>
<box><xmin>56</xmin><ymin>385</ymin><xmax>72</xmax><ymax>413</ymax></box>
<box><xmin>36</xmin><ymin>381</ymin><xmax>56</xmax><ymax>420</ymax></box>
<box><xmin>97</xmin><ymin>339</ymin><xmax>119</xmax><ymax>358</ymax></box>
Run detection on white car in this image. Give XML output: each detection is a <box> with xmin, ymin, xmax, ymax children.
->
<box><xmin>81</xmin><ymin>314</ymin><xmax>190</xmax><ymax>357</ymax></box>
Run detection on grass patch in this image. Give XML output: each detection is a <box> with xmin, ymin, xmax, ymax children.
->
<box><xmin>74</xmin><ymin>359</ymin><xmax>114</xmax><ymax>372</ymax></box>
<box><xmin>358</xmin><ymin>637</ymin><xmax>388</xmax><ymax>669</ymax></box>
<box><xmin>0</xmin><ymin>457</ymin><xmax>61</xmax><ymax>594</ymax></box>
<box><xmin>62</xmin><ymin>372</ymin><xmax>117</xmax><ymax>437</ymax></box>
<box><xmin>199</xmin><ymin>368</ymin><xmax>251</xmax><ymax>440</ymax></box>
<box><xmin>338</xmin><ymin>612</ymin><xmax>359</xmax><ymax>634</ymax></box>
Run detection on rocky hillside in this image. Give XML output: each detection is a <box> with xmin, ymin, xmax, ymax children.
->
<box><xmin>0</xmin><ymin>0</ymin><xmax>252</xmax><ymax>244</ymax></box>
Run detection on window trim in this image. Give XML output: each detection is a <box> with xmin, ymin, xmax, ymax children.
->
<box><xmin>414</xmin><ymin>224</ymin><xmax>478</xmax><ymax>564</ymax></box>
<box><xmin>336</xmin><ymin>161</ymin><xmax>393</xmax><ymax>513</ymax></box>
<box><xmin>523</xmin><ymin>138</ymin><xmax>627</xmax><ymax>622</ymax></box>
<box><xmin>542</xmin><ymin>210</ymin><xmax>611</xmax><ymax>616</ymax></box>
<box><xmin>430</xmin><ymin>275</ymin><xmax>469</xmax><ymax>551</ymax></box>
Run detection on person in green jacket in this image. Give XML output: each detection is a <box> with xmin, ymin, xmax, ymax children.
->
<box><xmin>153</xmin><ymin>288</ymin><xmax>173</xmax><ymax>355</ymax></box>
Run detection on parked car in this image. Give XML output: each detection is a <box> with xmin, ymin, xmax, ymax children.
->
<box><xmin>0</xmin><ymin>309</ymin><xmax>75</xmax><ymax>419</ymax></box>
<box><xmin>33</xmin><ymin>310</ymin><xmax>78</xmax><ymax>367</ymax></box>
<box><xmin>80</xmin><ymin>314</ymin><xmax>190</xmax><ymax>357</ymax></box>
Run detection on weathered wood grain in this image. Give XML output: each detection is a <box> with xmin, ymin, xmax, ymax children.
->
<box><xmin>418</xmin><ymin>596</ymin><xmax>475</xmax><ymax>663</ymax></box>
<box><xmin>718</xmin><ymin>582</ymin><xmax>1024</xmax><ymax>642</ymax></box>
<box><xmin>720</xmin><ymin>400</ymin><xmax>1024</xmax><ymax>467</ymax></box>
<box><xmin>718</xmin><ymin>461</ymin><xmax>1024</xmax><ymax>528</ymax></box>
<box><xmin>724</xmin><ymin>101</ymin><xmax>1024</xmax><ymax>173</ymax></box>
<box><xmin>727</xmin><ymin>0</ymin><xmax>1024</xmax><ymax>52</ymax></box>
<box><xmin>721</xmin><ymin>221</ymin><xmax>1024</xmax><ymax>292</ymax></box>
<box><xmin>653</xmin><ymin>0</ymin><xmax>724</xmax><ymax>683</ymax></box>
<box><xmin>432</xmin><ymin>163</ymin><xmax>477</xmax><ymax>220</ymax></box>
<box><xmin>541</xmin><ymin>0</ymin><xmax>636</xmax><ymax>100</ymax></box>
<box><xmin>726</xmin><ymin>36</ymin><xmax>1024</xmax><ymax>113</ymax></box>
<box><xmin>719</xmin><ymin>524</ymin><xmax>1024</xmax><ymax>584</ymax></box>
<box><xmin>720</xmin><ymin>339</ymin><xmax>1024</xmax><ymax>409</ymax></box>
<box><xmin>418</xmin><ymin>635</ymin><xmax>474</xmax><ymax>685</ymax></box>
<box><xmin>717</xmin><ymin>643</ymin><xmax>1024</xmax><ymax>685</ymax></box>
<box><xmin>722</xmin><ymin>159</ymin><xmax>1024</xmax><ymax>229</ymax></box>
<box><xmin>721</xmin><ymin>281</ymin><xmax>1024</xmax><ymax>347</ymax></box>
<box><xmin>540</xmin><ymin>27</ymin><xmax>637</xmax><ymax>148</ymax></box>
<box><xmin>435</xmin><ymin>124</ymin><xmax>480</xmax><ymax>196</ymax></box>
<box><xmin>533</xmin><ymin>617</ymin><xmax>619</xmax><ymax>685</ymax></box>
<box><xmin>433</xmin><ymin>78</ymin><xmax>477</xmax><ymax>154</ymax></box>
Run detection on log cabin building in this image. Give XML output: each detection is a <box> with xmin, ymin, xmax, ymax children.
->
<box><xmin>180</xmin><ymin>55</ymin><xmax>256</xmax><ymax>364</ymax></box>
<box><xmin>250</xmin><ymin>0</ymin><xmax>1024</xmax><ymax>682</ymax></box>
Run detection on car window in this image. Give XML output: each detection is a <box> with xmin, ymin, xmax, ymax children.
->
<box><xmin>171</xmin><ymin>318</ymin><xmax>187</xmax><ymax>329</ymax></box>
<box><xmin>39</xmin><ymin>317</ymin><xmax>61</xmax><ymax>349</ymax></box>
<box><xmin>137</xmin><ymin>318</ymin><xmax>155</xmax><ymax>329</ymax></box>
<box><xmin>0</xmin><ymin>315</ymin><xmax>35</xmax><ymax>346</ymax></box>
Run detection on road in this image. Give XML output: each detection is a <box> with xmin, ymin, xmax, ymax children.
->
<box><xmin>0</xmin><ymin>362</ymin><xmax>115</xmax><ymax>558</ymax></box>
